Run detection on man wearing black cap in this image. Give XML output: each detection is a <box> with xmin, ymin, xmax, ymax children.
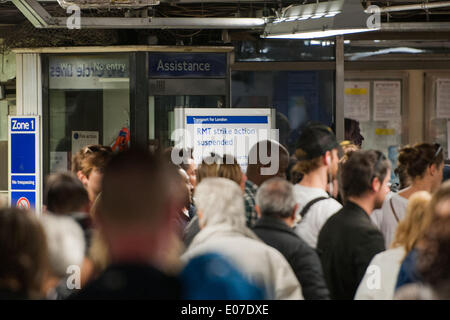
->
<box><xmin>293</xmin><ymin>124</ymin><xmax>343</xmax><ymax>249</ymax></box>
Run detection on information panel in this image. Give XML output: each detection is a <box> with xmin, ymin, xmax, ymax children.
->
<box><xmin>8</xmin><ymin>116</ymin><xmax>41</xmax><ymax>214</ymax></box>
<box><xmin>174</xmin><ymin>108</ymin><xmax>276</xmax><ymax>172</ymax></box>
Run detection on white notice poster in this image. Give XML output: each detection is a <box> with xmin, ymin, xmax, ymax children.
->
<box><xmin>344</xmin><ymin>81</ymin><xmax>370</xmax><ymax>122</ymax></box>
<box><xmin>50</xmin><ymin>152</ymin><xmax>68</xmax><ymax>173</ymax></box>
<box><xmin>71</xmin><ymin>131</ymin><xmax>99</xmax><ymax>156</ymax></box>
<box><xmin>374</xmin><ymin>81</ymin><xmax>401</xmax><ymax>121</ymax></box>
<box><xmin>437</xmin><ymin>79</ymin><xmax>450</xmax><ymax>119</ymax></box>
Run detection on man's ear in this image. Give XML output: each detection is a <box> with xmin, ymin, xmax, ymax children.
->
<box><xmin>372</xmin><ymin>177</ymin><xmax>381</xmax><ymax>193</ymax></box>
<box><xmin>255</xmin><ymin>205</ymin><xmax>261</xmax><ymax>218</ymax></box>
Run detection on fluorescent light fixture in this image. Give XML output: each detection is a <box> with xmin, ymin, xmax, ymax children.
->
<box><xmin>311</xmin><ymin>14</ymin><xmax>325</xmax><ymax>19</ymax></box>
<box><xmin>265</xmin><ymin>29</ymin><xmax>371</xmax><ymax>39</ymax></box>
<box><xmin>263</xmin><ymin>0</ymin><xmax>378</xmax><ymax>40</ymax></box>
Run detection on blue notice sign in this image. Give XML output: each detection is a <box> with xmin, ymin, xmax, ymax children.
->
<box><xmin>187</xmin><ymin>116</ymin><xmax>268</xmax><ymax>124</ymax></box>
<box><xmin>9</xmin><ymin>116</ymin><xmax>40</xmax><ymax>212</ymax></box>
<box><xmin>149</xmin><ymin>53</ymin><xmax>226</xmax><ymax>78</ymax></box>
<box><xmin>11</xmin><ymin>175</ymin><xmax>36</xmax><ymax>190</ymax></box>
<box><xmin>11</xmin><ymin>134</ymin><xmax>36</xmax><ymax>174</ymax></box>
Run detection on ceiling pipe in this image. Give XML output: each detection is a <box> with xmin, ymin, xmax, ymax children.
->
<box><xmin>371</xmin><ymin>1</ymin><xmax>450</xmax><ymax>13</ymax></box>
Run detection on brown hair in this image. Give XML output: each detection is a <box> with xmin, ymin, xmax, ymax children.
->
<box><xmin>98</xmin><ymin>148</ymin><xmax>171</xmax><ymax>226</ymax></box>
<box><xmin>293</xmin><ymin>148</ymin><xmax>322</xmax><ymax>175</ymax></box>
<box><xmin>44</xmin><ymin>172</ymin><xmax>89</xmax><ymax>214</ymax></box>
<box><xmin>218</xmin><ymin>155</ymin><xmax>242</xmax><ymax>186</ymax></box>
<box><xmin>340</xmin><ymin>150</ymin><xmax>390</xmax><ymax>199</ymax></box>
<box><xmin>398</xmin><ymin>143</ymin><xmax>444</xmax><ymax>180</ymax></box>
<box><xmin>196</xmin><ymin>154</ymin><xmax>221</xmax><ymax>184</ymax></box>
<box><xmin>392</xmin><ymin>191</ymin><xmax>433</xmax><ymax>254</ymax></box>
<box><xmin>0</xmin><ymin>208</ymin><xmax>48</xmax><ymax>298</ymax></box>
<box><xmin>72</xmin><ymin>144</ymin><xmax>113</xmax><ymax>178</ymax></box>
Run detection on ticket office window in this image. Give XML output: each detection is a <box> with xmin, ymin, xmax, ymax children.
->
<box><xmin>149</xmin><ymin>94</ymin><xmax>225</xmax><ymax>151</ymax></box>
<box><xmin>46</xmin><ymin>54</ymin><xmax>130</xmax><ymax>173</ymax></box>
<box><xmin>147</xmin><ymin>53</ymin><xmax>229</xmax><ymax>151</ymax></box>
<box><xmin>344</xmin><ymin>73</ymin><xmax>408</xmax><ymax>183</ymax></box>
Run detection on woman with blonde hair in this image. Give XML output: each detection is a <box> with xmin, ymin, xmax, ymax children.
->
<box><xmin>355</xmin><ymin>191</ymin><xmax>432</xmax><ymax>300</ymax></box>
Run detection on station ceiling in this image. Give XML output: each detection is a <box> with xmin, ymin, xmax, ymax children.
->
<box><xmin>1</xmin><ymin>1</ymin><xmax>450</xmax><ymax>46</ymax></box>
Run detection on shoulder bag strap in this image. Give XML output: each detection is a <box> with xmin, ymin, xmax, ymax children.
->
<box><xmin>299</xmin><ymin>196</ymin><xmax>329</xmax><ymax>220</ymax></box>
<box><xmin>389</xmin><ymin>197</ymin><xmax>400</xmax><ymax>223</ymax></box>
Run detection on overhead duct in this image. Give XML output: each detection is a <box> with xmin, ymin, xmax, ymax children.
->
<box><xmin>11</xmin><ymin>0</ymin><xmax>266</xmax><ymax>29</ymax></box>
<box><xmin>56</xmin><ymin>0</ymin><xmax>159</xmax><ymax>9</ymax></box>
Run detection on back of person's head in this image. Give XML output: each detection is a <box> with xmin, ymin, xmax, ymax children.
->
<box><xmin>418</xmin><ymin>215</ymin><xmax>450</xmax><ymax>299</ymax></box>
<box><xmin>40</xmin><ymin>213</ymin><xmax>85</xmax><ymax>278</ymax></box>
<box><xmin>195</xmin><ymin>177</ymin><xmax>246</xmax><ymax>228</ymax></box>
<box><xmin>98</xmin><ymin>148</ymin><xmax>171</xmax><ymax>228</ymax></box>
<box><xmin>344</xmin><ymin>118</ymin><xmax>364</xmax><ymax>147</ymax></box>
<box><xmin>256</xmin><ymin>178</ymin><xmax>296</xmax><ymax>219</ymax></box>
<box><xmin>218</xmin><ymin>155</ymin><xmax>242</xmax><ymax>186</ymax></box>
<box><xmin>44</xmin><ymin>172</ymin><xmax>89</xmax><ymax>214</ymax></box>
<box><xmin>197</xmin><ymin>154</ymin><xmax>221</xmax><ymax>184</ymax></box>
<box><xmin>294</xmin><ymin>124</ymin><xmax>340</xmax><ymax>175</ymax></box>
<box><xmin>398</xmin><ymin>143</ymin><xmax>444</xmax><ymax>180</ymax></box>
<box><xmin>340</xmin><ymin>150</ymin><xmax>390</xmax><ymax>200</ymax></box>
<box><xmin>392</xmin><ymin>191</ymin><xmax>433</xmax><ymax>252</ymax></box>
<box><xmin>72</xmin><ymin>144</ymin><xmax>113</xmax><ymax>178</ymax></box>
<box><xmin>247</xmin><ymin>140</ymin><xmax>289</xmax><ymax>184</ymax></box>
<box><xmin>0</xmin><ymin>208</ymin><xmax>48</xmax><ymax>298</ymax></box>
<box><xmin>394</xmin><ymin>163</ymin><xmax>411</xmax><ymax>190</ymax></box>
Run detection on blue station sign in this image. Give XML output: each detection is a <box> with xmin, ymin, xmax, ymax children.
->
<box><xmin>9</xmin><ymin>116</ymin><xmax>40</xmax><ymax>212</ymax></box>
<box><xmin>149</xmin><ymin>53</ymin><xmax>227</xmax><ymax>78</ymax></box>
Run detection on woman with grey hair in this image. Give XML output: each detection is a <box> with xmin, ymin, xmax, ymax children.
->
<box><xmin>181</xmin><ymin>177</ymin><xmax>303</xmax><ymax>300</ymax></box>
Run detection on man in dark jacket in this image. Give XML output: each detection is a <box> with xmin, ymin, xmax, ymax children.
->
<box><xmin>252</xmin><ymin>177</ymin><xmax>330</xmax><ymax>300</ymax></box>
<box><xmin>317</xmin><ymin>150</ymin><xmax>390</xmax><ymax>300</ymax></box>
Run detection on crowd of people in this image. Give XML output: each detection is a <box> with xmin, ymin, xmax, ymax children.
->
<box><xmin>1</xmin><ymin>122</ymin><xmax>449</xmax><ymax>300</ymax></box>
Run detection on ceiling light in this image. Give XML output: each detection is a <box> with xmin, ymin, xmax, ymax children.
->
<box><xmin>263</xmin><ymin>0</ymin><xmax>378</xmax><ymax>40</ymax></box>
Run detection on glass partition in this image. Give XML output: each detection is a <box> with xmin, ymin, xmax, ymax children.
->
<box><xmin>47</xmin><ymin>54</ymin><xmax>130</xmax><ymax>173</ymax></box>
<box><xmin>232</xmin><ymin>70</ymin><xmax>335</xmax><ymax>155</ymax></box>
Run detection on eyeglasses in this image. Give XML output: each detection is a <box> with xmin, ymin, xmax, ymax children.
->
<box><xmin>83</xmin><ymin>145</ymin><xmax>110</xmax><ymax>154</ymax></box>
<box><xmin>432</xmin><ymin>143</ymin><xmax>443</xmax><ymax>162</ymax></box>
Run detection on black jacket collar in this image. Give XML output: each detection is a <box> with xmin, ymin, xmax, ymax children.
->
<box><xmin>344</xmin><ymin>201</ymin><xmax>371</xmax><ymax>221</ymax></box>
<box><xmin>253</xmin><ymin>216</ymin><xmax>297</xmax><ymax>236</ymax></box>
